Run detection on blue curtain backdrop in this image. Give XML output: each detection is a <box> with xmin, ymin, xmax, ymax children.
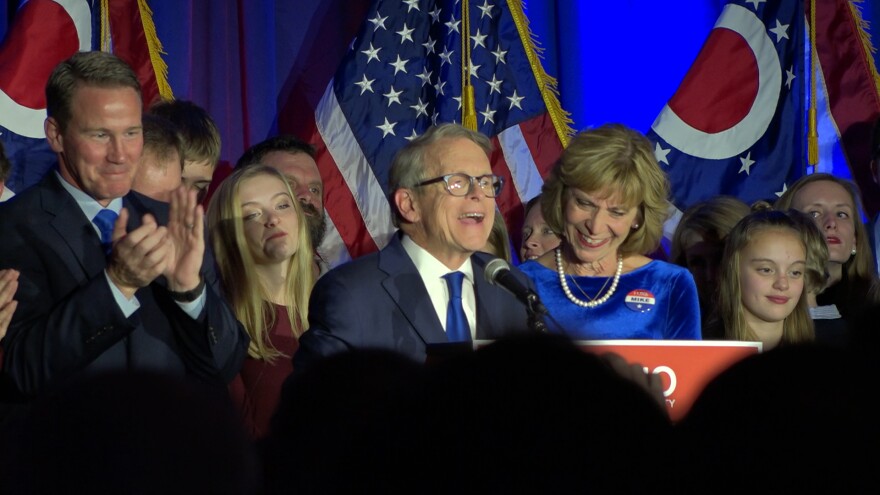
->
<box><xmin>1</xmin><ymin>0</ymin><xmax>879</xmax><ymax>161</ymax></box>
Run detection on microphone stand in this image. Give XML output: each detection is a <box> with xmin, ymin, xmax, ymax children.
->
<box><xmin>525</xmin><ymin>293</ymin><xmax>549</xmax><ymax>333</ymax></box>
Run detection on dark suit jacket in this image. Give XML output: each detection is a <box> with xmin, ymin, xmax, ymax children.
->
<box><xmin>294</xmin><ymin>232</ymin><xmax>534</xmax><ymax>371</ymax></box>
<box><xmin>0</xmin><ymin>173</ymin><xmax>249</xmax><ymax>397</ymax></box>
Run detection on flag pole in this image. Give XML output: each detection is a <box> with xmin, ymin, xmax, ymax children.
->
<box><xmin>808</xmin><ymin>0</ymin><xmax>819</xmax><ymax>166</ymax></box>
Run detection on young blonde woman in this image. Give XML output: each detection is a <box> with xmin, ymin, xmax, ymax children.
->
<box><xmin>208</xmin><ymin>164</ymin><xmax>314</xmax><ymax>438</ymax></box>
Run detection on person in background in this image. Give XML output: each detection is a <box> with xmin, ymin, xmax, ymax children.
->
<box><xmin>208</xmin><ymin>165</ymin><xmax>314</xmax><ymax>438</ymax></box>
<box><xmin>708</xmin><ymin>208</ymin><xmax>814</xmax><ymax>350</ymax></box>
<box><xmin>131</xmin><ymin>114</ymin><xmax>184</xmax><ymax>203</ymax></box>
<box><xmin>669</xmin><ymin>196</ymin><xmax>750</xmax><ymax>336</ymax></box>
<box><xmin>236</xmin><ymin>136</ymin><xmax>328</xmax><ymax>277</ymax></box>
<box><xmin>785</xmin><ymin>207</ymin><xmax>852</xmax><ymax>348</ymax></box>
<box><xmin>149</xmin><ymin>99</ymin><xmax>221</xmax><ymax>203</ymax></box>
<box><xmin>0</xmin><ymin>141</ymin><xmax>14</xmax><ymax>202</ymax></box>
<box><xmin>518</xmin><ymin>124</ymin><xmax>701</xmax><ymax>340</ymax></box>
<box><xmin>519</xmin><ymin>193</ymin><xmax>560</xmax><ymax>262</ymax></box>
<box><xmin>293</xmin><ymin>124</ymin><xmax>533</xmax><ymax>371</ymax></box>
<box><xmin>482</xmin><ymin>209</ymin><xmax>512</xmax><ymax>263</ymax></box>
<box><xmin>775</xmin><ymin>173</ymin><xmax>880</xmax><ymax>324</ymax></box>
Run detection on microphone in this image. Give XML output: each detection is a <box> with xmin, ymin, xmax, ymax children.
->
<box><xmin>484</xmin><ymin>258</ymin><xmax>548</xmax><ymax>315</ymax></box>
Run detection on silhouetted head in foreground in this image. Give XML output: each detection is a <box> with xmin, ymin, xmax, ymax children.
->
<box><xmin>0</xmin><ymin>372</ymin><xmax>258</xmax><ymax>494</ymax></box>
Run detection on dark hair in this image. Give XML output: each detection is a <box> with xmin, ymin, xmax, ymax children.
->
<box><xmin>46</xmin><ymin>51</ymin><xmax>141</xmax><ymax>132</ymax></box>
<box><xmin>148</xmin><ymin>99</ymin><xmax>221</xmax><ymax>165</ymax></box>
<box><xmin>236</xmin><ymin>135</ymin><xmax>316</xmax><ymax>169</ymax></box>
<box><xmin>142</xmin><ymin>114</ymin><xmax>184</xmax><ymax>171</ymax></box>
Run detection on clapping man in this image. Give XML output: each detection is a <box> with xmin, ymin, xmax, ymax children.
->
<box><xmin>0</xmin><ymin>51</ymin><xmax>248</xmax><ymax>397</ymax></box>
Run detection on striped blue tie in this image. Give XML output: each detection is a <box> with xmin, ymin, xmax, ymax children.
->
<box><xmin>93</xmin><ymin>209</ymin><xmax>118</xmax><ymax>254</ymax></box>
<box><xmin>442</xmin><ymin>271</ymin><xmax>470</xmax><ymax>342</ymax></box>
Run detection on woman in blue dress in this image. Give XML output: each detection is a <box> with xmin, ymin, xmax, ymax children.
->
<box><xmin>519</xmin><ymin>124</ymin><xmax>701</xmax><ymax>340</ymax></box>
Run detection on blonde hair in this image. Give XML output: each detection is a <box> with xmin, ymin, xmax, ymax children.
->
<box><xmin>542</xmin><ymin>124</ymin><xmax>669</xmax><ymax>256</ymax></box>
<box><xmin>483</xmin><ymin>210</ymin><xmax>512</xmax><ymax>262</ymax></box>
<box><xmin>207</xmin><ymin>165</ymin><xmax>314</xmax><ymax>361</ymax></box>
<box><xmin>717</xmin><ymin>209</ymin><xmax>814</xmax><ymax>346</ymax></box>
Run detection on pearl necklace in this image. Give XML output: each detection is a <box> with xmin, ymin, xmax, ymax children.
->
<box><xmin>555</xmin><ymin>248</ymin><xmax>623</xmax><ymax>308</ymax></box>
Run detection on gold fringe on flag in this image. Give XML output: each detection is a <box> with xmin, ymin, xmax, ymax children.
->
<box><xmin>848</xmin><ymin>0</ymin><xmax>880</xmax><ymax>99</ymax></box>
<box><xmin>136</xmin><ymin>0</ymin><xmax>174</xmax><ymax>100</ymax></box>
<box><xmin>808</xmin><ymin>0</ymin><xmax>818</xmax><ymax>166</ymax></box>
<box><xmin>507</xmin><ymin>0</ymin><xmax>574</xmax><ymax>147</ymax></box>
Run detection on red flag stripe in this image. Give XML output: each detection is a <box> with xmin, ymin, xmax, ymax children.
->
<box><xmin>812</xmin><ymin>0</ymin><xmax>880</xmax><ymax>217</ymax></box>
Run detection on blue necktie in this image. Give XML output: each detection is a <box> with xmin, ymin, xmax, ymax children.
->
<box><xmin>93</xmin><ymin>209</ymin><xmax>118</xmax><ymax>254</ymax></box>
<box><xmin>443</xmin><ymin>271</ymin><xmax>471</xmax><ymax>342</ymax></box>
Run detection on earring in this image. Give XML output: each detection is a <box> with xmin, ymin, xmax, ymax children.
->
<box><xmin>851</xmin><ymin>248</ymin><xmax>857</xmax><ymax>256</ymax></box>
<box><xmin>632</xmin><ymin>224</ymin><xmax>639</xmax><ymax>230</ymax></box>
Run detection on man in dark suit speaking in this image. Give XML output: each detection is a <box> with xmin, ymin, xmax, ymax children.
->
<box><xmin>0</xmin><ymin>51</ymin><xmax>248</xmax><ymax>397</ymax></box>
<box><xmin>294</xmin><ymin>124</ymin><xmax>533</xmax><ymax>370</ymax></box>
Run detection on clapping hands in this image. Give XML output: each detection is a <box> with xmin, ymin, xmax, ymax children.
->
<box><xmin>105</xmin><ymin>186</ymin><xmax>205</xmax><ymax>299</ymax></box>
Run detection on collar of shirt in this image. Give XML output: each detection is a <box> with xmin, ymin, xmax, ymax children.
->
<box><xmin>56</xmin><ymin>171</ymin><xmax>124</xmax><ymax>236</ymax></box>
<box><xmin>400</xmin><ymin>234</ymin><xmax>477</xmax><ymax>337</ymax></box>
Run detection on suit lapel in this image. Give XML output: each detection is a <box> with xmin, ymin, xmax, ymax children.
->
<box><xmin>378</xmin><ymin>235</ymin><xmax>448</xmax><ymax>345</ymax></box>
<box><xmin>40</xmin><ymin>175</ymin><xmax>107</xmax><ymax>281</ymax></box>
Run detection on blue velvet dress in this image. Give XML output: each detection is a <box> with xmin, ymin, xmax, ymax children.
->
<box><xmin>519</xmin><ymin>260</ymin><xmax>701</xmax><ymax>340</ymax></box>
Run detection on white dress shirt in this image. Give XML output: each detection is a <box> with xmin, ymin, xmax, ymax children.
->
<box><xmin>401</xmin><ymin>234</ymin><xmax>477</xmax><ymax>339</ymax></box>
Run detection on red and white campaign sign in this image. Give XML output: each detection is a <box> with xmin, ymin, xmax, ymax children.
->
<box><xmin>575</xmin><ymin>340</ymin><xmax>762</xmax><ymax>422</ymax></box>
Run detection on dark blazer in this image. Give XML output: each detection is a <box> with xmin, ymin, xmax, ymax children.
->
<box><xmin>294</xmin><ymin>232</ymin><xmax>534</xmax><ymax>371</ymax></box>
<box><xmin>0</xmin><ymin>173</ymin><xmax>249</xmax><ymax>397</ymax></box>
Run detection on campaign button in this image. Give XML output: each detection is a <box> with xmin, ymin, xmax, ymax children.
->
<box><xmin>625</xmin><ymin>289</ymin><xmax>656</xmax><ymax>313</ymax></box>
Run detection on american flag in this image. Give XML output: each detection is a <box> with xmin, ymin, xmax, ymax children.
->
<box><xmin>646</xmin><ymin>0</ymin><xmax>805</xmax><ymax>224</ymax></box>
<box><xmin>306</xmin><ymin>0</ymin><xmax>571</xmax><ymax>267</ymax></box>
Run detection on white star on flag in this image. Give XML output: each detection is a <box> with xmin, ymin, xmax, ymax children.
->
<box><xmin>478</xmin><ymin>1</ymin><xmax>494</xmax><ymax>19</ymax></box>
<box><xmin>507</xmin><ymin>90</ymin><xmax>524</xmax><ymax>110</ymax></box>
<box><xmin>486</xmin><ymin>74</ymin><xmax>502</xmax><ymax>94</ymax></box>
<box><xmin>354</xmin><ymin>74</ymin><xmax>375</xmax><ymax>95</ymax></box>
<box><xmin>769</xmin><ymin>19</ymin><xmax>789</xmax><ymax>43</ymax></box>
<box><xmin>739</xmin><ymin>152</ymin><xmax>755</xmax><ymax>175</ymax></box>
<box><xmin>491</xmin><ymin>46</ymin><xmax>507</xmax><ymax>64</ymax></box>
<box><xmin>654</xmin><ymin>143</ymin><xmax>670</xmax><ymax>165</ymax></box>
<box><xmin>480</xmin><ymin>104</ymin><xmax>496</xmax><ymax>124</ymax></box>
<box><xmin>775</xmin><ymin>183</ymin><xmax>788</xmax><ymax>197</ymax></box>
<box><xmin>745</xmin><ymin>0</ymin><xmax>767</xmax><ymax>11</ymax></box>
<box><xmin>410</xmin><ymin>98</ymin><xmax>429</xmax><ymax>118</ymax></box>
<box><xmin>389</xmin><ymin>55</ymin><xmax>409</xmax><ymax>75</ymax></box>
<box><xmin>361</xmin><ymin>43</ymin><xmax>381</xmax><ymax>63</ymax></box>
<box><xmin>377</xmin><ymin>118</ymin><xmax>396</xmax><ymax>137</ymax></box>
<box><xmin>445</xmin><ymin>17</ymin><xmax>460</xmax><ymax>34</ymax></box>
<box><xmin>383</xmin><ymin>86</ymin><xmax>403</xmax><ymax>106</ymax></box>
<box><xmin>471</xmin><ymin>29</ymin><xmax>487</xmax><ymax>49</ymax></box>
<box><xmin>785</xmin><ymin>67</ymin><xmax>796</xmax><ymax>89</ymax></box>
<box><xmin>368</xmin><ymin>13</ymin><xmax>388</xmax><ymax>32</ymax></box>
<box><xmin>396</xmin><ymin>23</ymin><xmax>415</xmax><ymax>44</ymax></box>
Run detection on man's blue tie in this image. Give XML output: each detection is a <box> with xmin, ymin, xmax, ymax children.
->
<box><xmin>442</xmin><ymin>271</ymin><xmax>471</xmax><ymax>342</ymax></box>
<box><xmin>93</xmin><ymin>209</ymin><xmax>118</xmax><ymax>254</ymax></box>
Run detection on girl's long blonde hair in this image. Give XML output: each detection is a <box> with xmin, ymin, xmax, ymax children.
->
<box><xmin>717</xmin><ymin>209</ymin><xmax>814</xmax><ymax>346</ymax></box>
<box><xmin>207</xmin><ymin>165</ymin><xmax>314</xmax><ymax>361</ymax></box>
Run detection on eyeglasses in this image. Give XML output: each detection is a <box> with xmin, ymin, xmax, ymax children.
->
<box><xmin>415</xmin><ymin>173</ymin><xmax>504</xmax><ymax>198</ymax></box>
